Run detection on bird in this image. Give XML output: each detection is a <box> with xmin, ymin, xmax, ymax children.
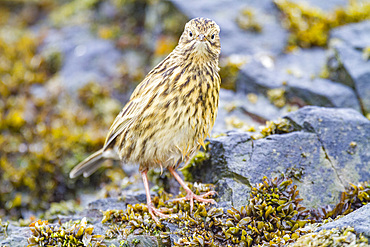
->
<box><xmin>69</xmin><ymin>17</ymin><xmax>221</xmax><ymax>224</ymax></box>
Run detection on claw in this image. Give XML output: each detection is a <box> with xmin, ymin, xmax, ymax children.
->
<box><xmin>170</xmin><ymin>190</ymin><xmax>217</xmax><ymax>212</ymax></box>
<box><xmin>147</xmin><ymin>203</ymin><xmax>171</xmax><ymax>225</ymax></box>
<box><xmin>168</xmin><ymin>167</ymin><xmax>217</xmax><ymax>212</ymax></box>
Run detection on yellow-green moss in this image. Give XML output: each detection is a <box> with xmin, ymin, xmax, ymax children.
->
<box><xmin>102</xmin><ymin>176</ymin><xmax>313</xmax><ymax>246</ymax></box>
<box><xmin>363</xmin><ymin>47</ymin><xmax>370</xmax><ymax>61</ymax></box>
<box><xmin>311</xmin><ymin>181</ymin><xmax>370</xmax><ymax>221</ymax></box>
<box><xmin>319</xmin><ymin>63</ymin><xmax>331</xmax><ymax>79</ymax></box>
<box><xmin>219</xmin><ymin>56</ymin><xmax>247</xmax><ymax>90</ymax></box>
<box><xmin>253</xmin><ymin>118</ymin><xmax>293</xmax><ymax>139</ymax></box>
<box><xmin>28</xmin><ymin>218</ymin><xmax>105</xmax><ymax>246</ymax></box>
<box><xmin>267</xmin><ymin>88</ymin><xmax>287</xmax><ymax>108</ymax></box>
<box><xmin>181</xmin><ymin>149</ymin><xmax>210</xmax><ymax>182</ymax></box>
<box><xmin>100</xmin><ymin>177</ymin><xmax>370</xmax><ymax>246</ymax></box>
<box><xmin>290</xmin><ymin>227</ymin><xmax>369</xmax><ymax>247</ymax></box>
<box><xmin>274</xmin><ymin>0</ymin><xmax>370</xmax><ymax>49</ymax></box>
<box><xmin>0</xmin><ymin>218</ymin><xmax>9</xmax><ymax>236</ymax></box>
<box><xmin>235</xmin><ymin>8</ymin><xmax>263</xmax><ymax>33</ymax></box>
<box><xmin>225</xmin><ymin>116</ymin><xmax>256</xmax><ymax>132</ymax></box>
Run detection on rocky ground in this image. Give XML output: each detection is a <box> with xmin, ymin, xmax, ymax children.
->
<box><xmin>0</xmin><ymin>0</ymin><xmax>369</xmax><ymax>246</ymax></box>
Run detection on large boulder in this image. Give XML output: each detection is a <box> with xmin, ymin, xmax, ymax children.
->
<box><xmin>328</xmin><ymin>21</ymin><xmax>370</xmax><ymax>115</ymax></box>
<box><xmin>187</xmin><ymin>106</ymin><xmax>370</xmax><ymax>208</ymax></box>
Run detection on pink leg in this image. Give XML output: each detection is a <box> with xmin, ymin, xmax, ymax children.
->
<box><xmin>168</xmin><ymin>167</ymin><xmax>217</xmax><ymax>212</ymax></box>
<box><xmin>141</xmin><ymin>169</ymin><xmax>169</xmax><ymax>224</ymax></box>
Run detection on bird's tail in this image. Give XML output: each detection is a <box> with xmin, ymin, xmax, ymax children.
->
<box><xmin>69</xmin><ymin>149</ymin><xmax>104</xmax><ymax>178</ymax></box>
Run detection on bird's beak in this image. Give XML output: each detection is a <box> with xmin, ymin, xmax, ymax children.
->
<box><xmin>198</xmin><ymin>34</ymin><xmax>205</xmax><ymax>41</ymax></box>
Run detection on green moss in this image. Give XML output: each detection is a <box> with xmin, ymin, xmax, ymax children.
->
<box><xmin>267</xmin><ymin>88</ymin><xmax>287</xmax><ymax>108</ymax></box>
<box><xmin>363</xmin><ymin>47</ymin><xmax>370</xmax><ymax>61</ymax></box>
<box><xmin>100</xmin><ymin>175</ymin><xmax>370</xmax><ymax>246</ymax></box>
<box><xmin>181</xmin><ymin>146</ymin><xmax>211</xmax><ymax>182</ymax></box>
<box><xmin>0</xmin><ymin>218</ymin><xmax>9</xmax><ymax>237</ymax></box>
<box><xmin>235</xmin><ymin>8</ymin><xmax>263</xmax><ymax>33</ymax></box>
<box><xmin>101</xmin><ymin>176</ymin><xmax>313</xmax><ymax>246</ymax></box>
<box><xmin>27</xmin><ymin>217</ymin><xmax>105</xmax><ymax>246</ymax></box>
<box><xmin>290</xmin><ymin>227</ymin><xmax>368</xmax><ymax>247</ymax></box>
<box><xmin>252</xmin><ymin>118</ymin><xmax>294</xmax><ymax>139</ymax></box>
<box><xmin>219</xmin><ymin>56</ymin><xmax>247</xmax><ymax>90</ymax></box>
<box><xmin>311</xmin><ymin>181</ymin><xmax>370</xmax><ymax>221</ymax></box>
<box><xmin>274</xmin><ymin>0</ymin><xmax>370</xmax><ymax>49</ymax></box>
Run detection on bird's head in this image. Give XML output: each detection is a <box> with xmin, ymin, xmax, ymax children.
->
<box><xmin>178</xmin><ymin>17</ymin><xmax>221</xmax><ymax>59</ymax></box>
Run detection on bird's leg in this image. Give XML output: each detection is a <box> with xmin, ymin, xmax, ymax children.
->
<box><xmin>168</xmin><ymin>167</ymin><xmax>216</xmax><ymax>212</ymax></box>
<box><xmin>141</xmin><ymin>169</ymin><xmax>169</xmax><ymax>224</ymax></box>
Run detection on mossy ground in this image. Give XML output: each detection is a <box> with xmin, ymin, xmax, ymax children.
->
<box><xmin>97</xmin><ymin>176</ymin><xmax>369</xmax><ymax>246</ymax></box>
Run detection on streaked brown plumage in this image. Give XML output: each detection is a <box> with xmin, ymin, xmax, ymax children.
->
<box><xmin>70</xmin><ymin>17</ymin><xmax>221</xmax><ymax>223</ymax></box>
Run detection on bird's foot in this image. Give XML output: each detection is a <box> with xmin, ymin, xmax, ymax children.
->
<box><xmin>147</xmin><ymin>203</ymin><xmax>171</xmax><ymax>225</ymax></box>
<box><xmin>169</xmin><ymin>189</ymin><xmax>217</xmax><ymax>212</ymax></box>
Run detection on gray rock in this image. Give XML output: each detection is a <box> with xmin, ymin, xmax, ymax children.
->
<box><xmin>0</xmin><ymin>224</ymin><xmax>30</xmax><ymax>247</ymax></box>
<box><xmin>274</xmin><ymin>47</ymin><xmax>327</xmax><ymax>80</ymax></box>
<box><xmin>216</xmin><ymin>177</ymin><xmax>250</xmax><ymax>208</ymax></box>
<box><xmin>236</xmin><ymin>60</ymin><xmax>361</xmax><ymax>111</ymax></box>
<box><xmin>87</xmin><ymin>197</ymin><xmax>128</xmax><ymax>212</ymax></box>
<box><xmin>188</xmin><ymin>106</ymin><xmax>370</xmax><ymax>208</ymax></box>
<box><xmin>328</xmin><ymin>41</ymin><xmax>370</xmax><ymax>114</ymax></box>
<box><xmin>171</xmin><ymin>0</ymin><xmax>288</xmax><ymax>57</ymax></box>
<box><xmin>285</xmin><ymin>106</ymin><xmax>370</xmax><ymax>186</ymax></box>
<box><xmin>331</xmin><ymin>20</ymin><xmax>370</xmax><ymax>49</ymax></box>
<box><xmin>236</xmin><ymin>60</ymin><xmax>287</xmax><ymax>93</ymax></box>
<box><xmin>41</xmin><ymin>25</ymin><xmax>122</xmax><ymax>92</ymax></box>
<box><xmin>286</xmin><ymin>77</ymin><xmax>361</xmax><ymax>111</ymax></box>
<box><xmin>319</xmin><ymin>204</ymin><xmax>370</xmax><ymax>237</ymax></box>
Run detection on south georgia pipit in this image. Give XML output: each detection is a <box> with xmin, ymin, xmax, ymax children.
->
<box><xmin>70</xmin><ymin>17</ymin><xmax>221</xmax><ymax>224</ymax></box>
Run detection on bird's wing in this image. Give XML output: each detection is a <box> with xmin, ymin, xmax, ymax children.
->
<box><xmin>102</xmin><ymin>52</ymin><xmax>177</xmax><ymax>150</ymax></box>
<box><xmin>102</xmin><ymin>75</ymin><xmax>159</xmax><ymax>150</ymax></box>
<box><xmin>102</xmin><ymin>98</ymin><xmax>139</xmax><ymax>150</ymax></box>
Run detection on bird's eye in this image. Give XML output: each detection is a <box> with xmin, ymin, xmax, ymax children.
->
<box><xmin>189</xmin><ymin>31</ymin><xmax>193</xmax><ymax>38</ymax></box>
<box><xmin>211</xmin><ymin>34</ymin><xmax>215</xmax><ymax>40</ymax></box>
